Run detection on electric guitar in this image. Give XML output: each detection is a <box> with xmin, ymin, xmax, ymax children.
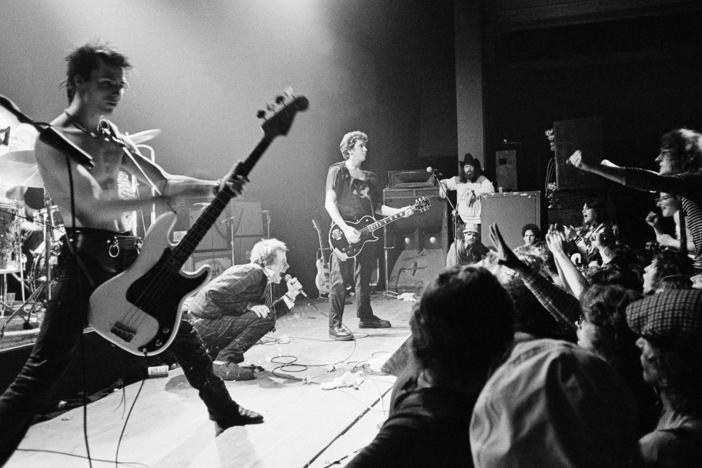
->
<box><xmin>329</xmin><ymin>197</ymin><xmax>431</xmax><ymax>260</ymax></box>
<box><xmin>312</xmin><ymin>219</ymin><xmax>331</xmax><ymax>296</ymax></box>
<box><xmin>88</xmin><ymin>90</ymin><xmax>309</xmax><ymax>356</ymax></box>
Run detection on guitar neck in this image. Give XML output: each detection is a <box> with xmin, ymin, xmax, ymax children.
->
<box><xmin>360</xmin><ymin>207</ymin><xmax>413</xmax><ymax>234</ymax></box>
<box><xmin>170</xmin><ymin>136</ymin><xmax>273</xmax><ymax>269</ymax></box>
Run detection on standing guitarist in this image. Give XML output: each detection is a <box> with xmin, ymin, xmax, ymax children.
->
<box><xmin>324</xmin><ymin>131</ymin><xmax>406</xmax><ymax>340</ymax></box>
<box><xmin>0</xmin><ymin>42</ymin><xmax>261</xmax><ymax>464</ymax></box>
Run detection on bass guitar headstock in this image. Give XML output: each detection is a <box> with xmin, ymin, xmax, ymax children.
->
<box><xmin>258</xmin><ymin>87</ymin><xmax>309</xmax><ymax>139</ymax></box>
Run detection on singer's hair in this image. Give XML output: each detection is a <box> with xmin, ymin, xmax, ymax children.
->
<box><xmin>339</xmin><ymin>131</ymin><xmax>368</xmax><ymax>160</ymax></box>
<box><xmin>250</xmin><ymin>238</ymin><xmax>288</xmax><ymax>266</ymax></box>
<box><xmin>63</xmin><ymin>41</ymin><xmax>132</xmax><ymax>103</ymax></box>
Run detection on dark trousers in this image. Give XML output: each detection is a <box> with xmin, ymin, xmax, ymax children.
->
<box><xmin>0</xmin><ymin>229</ymin><xmax>239</xmax><ymax>465</ymax></box>
<box><xmin>328</xmin><ymin>242</ymin><xmax>377</xmax><ymax>329</ymax></box>
<box><xmin>191</xmin><ymin>311</ymin><xmax>275</xmax><ymax>364</ymax></box>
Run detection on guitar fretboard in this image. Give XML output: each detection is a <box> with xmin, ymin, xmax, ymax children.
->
<box><xmin>359</xmin><ymin>207</ymin><xmax>413</xmax><ymax>234</ymax></box>
<box><xmin>169</xmin><ymin>137</ymin><xmax>272</xmax><ymax>269</ymax></box>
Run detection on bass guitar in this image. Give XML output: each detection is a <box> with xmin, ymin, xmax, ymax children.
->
<box><xmin>311</xmin><ymin>219</ymin><xmax>331</xmax><ymax>296</ymax></box>
<box><xmin>88</xmin><ymin>90</ymin><xmax>308</xmax><ymax>356</ymax></box>
<box><xmin>329</xmin><ymin>197</ymin><xmax>430</xmax><ymax>260</ymax></box>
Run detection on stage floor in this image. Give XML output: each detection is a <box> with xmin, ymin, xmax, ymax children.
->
<box><xmin>5</xmin><ymin>293</ymin><xmax>415</xmax><ymax>468</ymax></box>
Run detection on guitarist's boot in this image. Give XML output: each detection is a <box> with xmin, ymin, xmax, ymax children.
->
<box><xmin>359</xmin><ymin>315</ymin><xmax>391</xmax><ymax>329</ymax></box>
<box><xmin>329</xmin><ymin>325</ymin><xmax>354</xmax><ymax>341</ymax></box>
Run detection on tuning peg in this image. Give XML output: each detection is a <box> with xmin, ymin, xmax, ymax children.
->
<box><xmin>256</xmin><ymin>110</ymin><xmax>266</xmax><ymax>119</ymax></box>
<box><xmin>275</xmin><ymin>95</ymin><xmax>285</xmax><ymax>104</ymax></box>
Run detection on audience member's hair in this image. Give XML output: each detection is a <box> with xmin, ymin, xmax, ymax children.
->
<box><xmin>411</xmin><ymin>266</ymin><xmax>514</xmax><ymax>379</ymax></box>
<box><xmin>583</xmin><ymin>197</ymin><xmax>610</xmax><ymax>224</ymax></box>
<box><xmin>588</xmin><ymin>264</ymin><xmax>643</xmax><ymax>292</ymax></box>
<box><xmin>521</xmin><ymin>223</ymin><xmax>542</xmax><ymax>239</ymax></box>
<box><xmin>581</xmin><ymin>285</ymin><xmax>642</xmax><ymax>369</ymax></box>
<box><xmin>249</xmin><ymin>238</ymin><xmax>287</xmax><ymax>266</ymax></box>
<box><xmin>644</xmin><ymin>338</ymin><xmax>702</xmax><ymax>416</ymax></box>
<box><xmin>653</xmin><ymin>249</ymin><xmax>694</xmax><ymax>290</ymax></box>
<box><xmin>660</xmin><ymin>128</ymin><xmax>702</xmax><ymax>171</ymax></box>
<box><xmin>64</xmin><ymin>41</ymin><xmax>131</xmax><ymax>103</ymax></box>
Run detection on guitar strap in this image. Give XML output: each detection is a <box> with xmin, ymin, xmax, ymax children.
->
<box><xmin>101</xmin><ymin>120</ymin><xmax>165</xmax><ymax>200</ymax></box>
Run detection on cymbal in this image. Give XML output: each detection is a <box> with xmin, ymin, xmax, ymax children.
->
<box><xmin>126</xmin><ymin>128</ymin><xmax>161</xmax><ymax>144</ymax></box>
<box><xmin>0</xmin><ymin>150</ymin><xmax>43</xmax><ymax>188</ymax></box>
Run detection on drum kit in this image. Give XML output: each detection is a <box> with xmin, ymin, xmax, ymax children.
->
<box><xmin>0</xmin><ymin>104</ymin><xmax>160</xmax><ymax>331</ymax></box>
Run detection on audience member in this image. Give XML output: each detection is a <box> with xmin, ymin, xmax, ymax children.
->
<box><xmin>626</xmin><ymin>289</ymin><xmax>702</xmax><ymax>466</ymax></box>
<box><xmin>446</xmin><ymin>223</ymin><xmax>490</xmax><ymax>267</ymax></box>
<box><xmin>569</xmin><ymin>128</ymin><xmax>702</xmax><ymax>272</ymax></box>
<box><xmin>347</xmin><ymin>266</ymin><xmax>514</xmax><ymax>468</ymax></box>
<box><xmin>642</xmin><ymin>250</ymin><xmax>694</xmax><ymax>294</ymax></box>
<box><xmin>470</xmin><ymin>338</ymin><xmax>638</xmax><ymax>467</ymax></box>
<box><xmin>645</xmin><ymin>193</ymin><xmax>696</xmax><ymax>253</ymax></box>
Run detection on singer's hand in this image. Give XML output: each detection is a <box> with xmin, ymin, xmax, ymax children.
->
<box><xmin>250</xmin><ymin>304</ymin><xmax>270</xmax><ymax>318</ymax></box>
<box><xmin>285</xmin><ymin>275</ymin><xmax>304</xmax><ymax>298</ymax></box>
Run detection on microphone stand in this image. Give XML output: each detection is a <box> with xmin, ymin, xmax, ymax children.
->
<box><xmin>430</xmin><ymin>171</ymin><xmax>459</xmax><ymax>266</ymax></box>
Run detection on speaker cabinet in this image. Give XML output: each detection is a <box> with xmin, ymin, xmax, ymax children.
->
<box><xmin>170</xmin><ymin>200</ymin><xmax>265</xmax><ymax>268</ymax></box>
<box><xmin>554</xmin><ymin>117</ymin><xmax>603</xmax><ymax>190</ymax></box>
<box><xmin>495</xmin><ymin>149</ymin><xmax>518</xmax><ymax>191</ymax></box>
<box><xmin>480</xmin><ymin>191</ymin><xmax>541</xmax><ymax>248</ymax></box>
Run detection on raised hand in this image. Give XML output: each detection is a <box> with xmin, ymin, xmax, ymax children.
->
<box><xmin>568</xmin><ymin>150</ymin><xmax>584</xmax><ymax>169</ymax></box>
<box><xmin>546</xmin><ymin>230</ymin><xmax>567</xmax><ymax>254</ymax></box>
<box><xmin>645</xmin><ymin>211</ymin><xmax>660</xmax><ymax>229</ymax></box>
<box><xmin>488</xmin><ymin>223</ymin><xmax>528</xmax><ymax>272</ymax></box>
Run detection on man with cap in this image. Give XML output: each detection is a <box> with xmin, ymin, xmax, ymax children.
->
<box><xmin>446</xmin><ymin>222</ymin><xmax>490</xmax><ymax>267</ymax></box>
<box><xmin>626</xmin><ymin>289</ymin><xmax>702</xmax><ymax>466</ymax></box>
<box><xmin>438</xmin><ymin>153</ymin><xmax>495</xmax><ymax>236</ymax></box>
<box><xmin>470</xmin><ymin>338</ymin><xmax>638</xmax><ymax>467</ymax></box>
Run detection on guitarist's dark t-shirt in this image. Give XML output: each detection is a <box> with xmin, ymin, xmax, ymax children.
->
<box><xmin>326</xmin><ymin>162</ymin><xmax>381</xmax><ymax>220</ymax></box>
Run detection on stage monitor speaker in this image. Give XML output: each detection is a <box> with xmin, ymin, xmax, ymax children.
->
<box><xmin>382</xmin><ymin>186</ymin><xmax>446</xmax><ymax>232</ymax></box>
<box><xmin>387</xmin><ymin>248</ymin><xmax>445</xmax><ymax>293</ymax></box>
<box><xmin>554</xmin><ymin>117</ymin><xmax>603</xmax><ymax>189</ymax></box>
<box><xmin>387</xmin><ymin>170</ymin><xmax>434</xmax><ymax>188</ymax></box>
<box><xmin>481</xmin><ymin>191</ymin><xmax>541</xmax><ymax>248</ymax></box>
<box><xmin>495</xmin><ymin>149</ymin><xmax>518</xmax><ymax>191</ymax></box>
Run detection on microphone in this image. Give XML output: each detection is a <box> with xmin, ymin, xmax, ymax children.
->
<box><xmin>0</xmin><ymin>94</ymin><xmax>94</xmax><ymax>167</ymax></box>
<box><xmin>285</xmin><ymin>274</ymin><xmax>307</xmax><ymax>297</ymax></box>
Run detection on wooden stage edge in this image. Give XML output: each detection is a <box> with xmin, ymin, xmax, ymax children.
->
<box><xmin>6</xmin><ymin>294</ymin><xmax>415</xmax><ymax>468</ymax></box>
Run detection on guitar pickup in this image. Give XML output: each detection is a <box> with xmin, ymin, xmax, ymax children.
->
<box><xmin>111</xmin><ymin>322</ymin><xmax>136</xmax><ymax>342</ymax></box>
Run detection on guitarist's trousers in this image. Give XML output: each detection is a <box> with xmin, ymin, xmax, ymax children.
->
<box><xmin>0</xmin><ymin>229</ymin><xmax>245</xmax><ymax>465</ymax></box>
<box><xmin>328</xmin><ymin>241</ymin><xmax>379</xmax><ymax>329</ymax></box>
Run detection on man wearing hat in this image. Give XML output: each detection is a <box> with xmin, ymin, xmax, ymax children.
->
<box><xmin>446</xmin><ymin>222</ymin><xmax>490</xmax><ymax>267</ymax></box>
<box><xmin>626</xmin><ymin>289</ymin><xmax>702</xmax><ymax>466</ymax></box>
<box><xmin>438</xmin><ymin>153</ymin><xmax>495</xmax><ymax>235</ymax></box>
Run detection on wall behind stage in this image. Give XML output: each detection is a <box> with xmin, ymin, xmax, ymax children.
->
<box><xmin>1</xmin><ymin>0</ymin><xmax>457</xmax><ymax>297</ymax></box>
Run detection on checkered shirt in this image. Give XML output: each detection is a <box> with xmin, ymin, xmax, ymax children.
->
<box><xmin>626</xmin><ymin>289</ymin><xmax>702</xmax><ymax>347</ymax></box>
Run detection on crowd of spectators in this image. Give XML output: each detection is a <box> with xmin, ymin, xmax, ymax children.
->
<box><xmin>348</xmin><ymin>127</ymin><xmax>702</xmax><ymax>467</ymax></box>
